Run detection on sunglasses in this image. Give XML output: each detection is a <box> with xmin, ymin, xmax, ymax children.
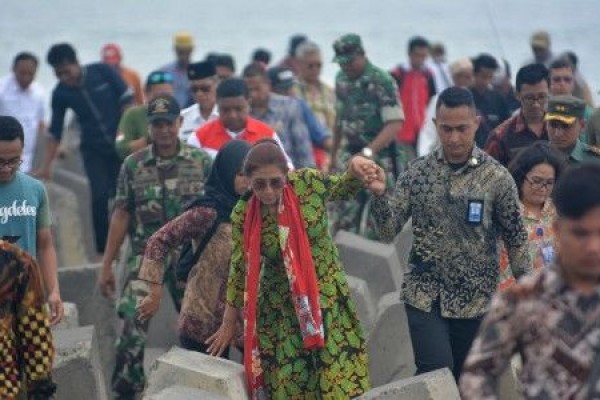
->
<box><xmin>191</xmin><ymin>84</ymin><xmax>213</xmax><ymax>93</ymax></box>
<box><xmin>250</xmin><ymin>177</ymin><xmax>285</xmax><ymax>191</ymax></box>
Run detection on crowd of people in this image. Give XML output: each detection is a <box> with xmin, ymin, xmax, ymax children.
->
<box><xmin>1</xmin><ymin>28</ymin><xmax>600</xmax><ymax>400</ymax></box>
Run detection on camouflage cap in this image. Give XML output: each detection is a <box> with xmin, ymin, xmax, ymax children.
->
<box><xmin>545</xmin><ymin>95</ymin><xmax>586</xmax><ymax>125</ymax></box>
<box><xmin>147</xmin><ymin>94</ymin><xmax>180</xmax><ymax>123</ymax></box>
<box><xmin>332</xmin><ymin>33</ymin><xmax>363</xmax><ymax>64</ymax></box>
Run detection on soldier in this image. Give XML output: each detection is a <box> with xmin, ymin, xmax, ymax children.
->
<box><xmin>546</xmin><ymin>95</ymin><xmax>600</xmax><ymax>165</ymax></box>
<box><xmin>98</xmin><ymin>94</ymin><xmax>212</xmax><ymax>399</ymax></box>
<box><xmin>330</xmin><ymin>33</ymin><xmax>404</xmax><ymax>238</ymax></box>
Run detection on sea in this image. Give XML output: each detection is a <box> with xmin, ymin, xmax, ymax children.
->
<box><xmin>1</xmin><ymin>0</ymin><xmax>599</xmax><ymax>102</ymax></box>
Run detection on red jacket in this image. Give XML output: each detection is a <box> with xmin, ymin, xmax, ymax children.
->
<box><xmin>194</xmin><ymin>117</ymin><xmax>276</xmax><ymax>154</ymax></box>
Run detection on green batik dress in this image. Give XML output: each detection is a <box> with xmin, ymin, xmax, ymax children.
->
<box><xmin>227</xmin><ymin>168</ymin><xmax>370</xmax><ymax>399</ymax></box>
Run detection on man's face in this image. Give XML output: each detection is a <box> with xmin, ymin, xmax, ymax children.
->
<box><xmin>452</xmin><ymin>69</ymin><xmax>474</xmax><ymax>88</ymax></box>
<box><xmin>53</xmin><ymin>62</ymin><xmax>81</xmax><ymax>87</ymax></box>
<box><xmin>299</xmin><ymin>52</ymin><xmax>322</xmax><ymax>83</ymax></box>
<box><xmin>216</xmin><ymin>66</ymin><xmax>234</xmax><ymax>80</ymax></box>
<box><xmin>339</xmin><ymin>54</ymin><xmax>366</xmax><ymax>80</ymax></box>
<box><xmin>218</xmin><ymin>96</ymin><xmax>249</xmax><ymax>132</ymax></box>
<box><xmin>473</xmin><ymin>67</ymin><xmax>495</xmax><ymax>91</ymax></box>
<box><xmin>518</xmin><ymin>81</ymin><xmax>549</xmax><ymax>122</ymax></box>
<box><xmin>550</xmin><ymin>67</ymin><xmax>575</xmax><ymax>96</ymax></box>
<box><xmin>555</xmin><ymin>207</ymin><xmax>600</xmax><ymax>283</ymax></box>
<box><xmin>175</xmin><ymin>47</ymin><xmax>193</xmax><ymax>65</ymax></box>
<box><xmin>435</xmin><ymin>104</ymin><xmax>479</xmax><ymax>163</ymax></box>
<box><xmin>13</xmin><ymin>59</ymin><xmax>37</xmax><ymax>90</ymax></box>
<box><xmin>532</xmin><ymin>45</ymin><xmax>550</xmax><ymax>62</ymax></box>
<box><xmin>409</xmin><ymin>46</ymin><xmax>429</xmax><ymax>69</ymax></box>
<box><xmin>146</xmin><ymin>83</ymin><xmax>174</xmax><ymax>102</ymax></box>
<box><xmin>190</xmin><ymin>77</ymin><xmax>217</xmax><ymax>110</ymax></box>
<box><xmin>244</xmin><ymin>76</ymin><xmax>271</xmax><ymax>108</ymax></box>
<box><xmin>149</xmin><ymin>117</ymin><xmax>181</xmax><ymax>149</ymax></box>
<box><xmin>0</xmin><ymin>138</ymin><xmax>23</xmax><ymax>183</ymax></box>
<box><xmin>547</xmin><ymin>119</ymin><xmax>583</xmax><ymax>151</ymax></box>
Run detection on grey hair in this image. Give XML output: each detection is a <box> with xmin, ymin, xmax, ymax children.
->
<box><xmin>295</xmin><ymin>41</ymin><xmax>321</xmax><ymax>59</ymax></box>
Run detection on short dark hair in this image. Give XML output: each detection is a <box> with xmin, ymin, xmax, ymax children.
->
<box><xmin>549</xmin><ymin>58</ymin><xmax>573</xmax><ymax>72</ymax></box>
<box><xmin>217</xmin><ymin>78</ymin><xmax>248</xmax><ymax>99</ymax></box>
<box><xmin>288</xmin><ymin>34</ymin><xmax>308</xmax><ymax>57</ymax></box>
<box><xmin>214</xmin><ymin>54</ymin><xmax>236</xmax><ymax>72</ymax></box>
<box><xmin>516</xmin><ymin>63</ymin><xmax>549</xmax><ymax>92</ymax></box>
<box><xmin>47</xmin><ymin>43</ymin><xmax>78</xmax><ymax>67</ymax></box>
<box><xmin>552</xmin><ymin>163</ymin><xmax>600</xmax><ymax>219</ymax></box>
<box><xmin>508</xmin><ymin>142</ymin><xmax>564</xmax><ymax>199</ymax></box>
<box><xmin>435</xmin><ymin>87</ymin><xmax>476</xmax><ymax>111</ymax></box>
<box><xmin>242</xmin><ymin>62</ymin><xmax>268</xmax><ymax>80</ymax></box>
<box><xmin>13</xmin><ymin>52</ymin><xmax>38</xmax><ymax>68</ymax></box>
<box><xmin>563</xmin><ymin>51</ymin><xmax>578</xmax><ymax>69</ymax></box>
<box><xmin>252</xmin><ymin>48</ymin><xmax>271</xmax><ymax>65</ymax></box>
<box><xmin>472</xmin><ymin>54</ymin><xmax>499</xmax><ymax>73</ymax></box>
<box><xmin>243</xmin><ymin>139</ymin><xmax>288</xmax><ymax>176</ymax></box>
<box><xmin>408</xmin><ymin>36</ymin><xmax>430</xmax><ymax>53</ymax></box>
<box><xmin>205</xmin><ymin>52</ymin><xmax>220</xmax><ymax>65</ymax></box>
<box><xmin>0</xmin><ymin>116</ymin><xmax>25</xmax><ymax>144</ymax></box>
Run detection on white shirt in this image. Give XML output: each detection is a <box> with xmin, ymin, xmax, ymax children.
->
<box><xmin>0</xmin><ymin>74</ymin><xmax>46</xmax><ymax>172</ymax></box>
<box><xmin>178</xmin><ymin>103</ymin><xmax>219</xmax><ymax>143</ymax></box>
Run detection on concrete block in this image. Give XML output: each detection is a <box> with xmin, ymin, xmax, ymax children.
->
<box><xmin>52</xmin><ymin>302</ymin><xmax>79</xmax><ymax>330</ymax></box>
<box><xmin>53</xmin><ymin>325</ymin><xmax>108</xmax><ymax>400</ymax></box>
<box><xmin>367</xmin><ymin>293</ymin><xmax>415</xmax><ymax>387</ymax></box>
<box><xmin>45</xmin><ymin>181</ymin><xmax>88</xmax><ymax>267</ymax></box>
<box><xmin>145</xmin><ymin>385</ymin><xmax>228</xmax><ymax>400</ymax></box>
<box><xmin>347</xmin><ymin>276</ymin><xmax>376</xmax><ymax>336</ymax></box>
<box><xmin>58</xmin><ymin>264</ymin><xmax>117</xmax><ymax>388</ymax></box>
<box><xmin>357</xmin><ymin>368</ymin><xmax>460</xmax><ymax>400</ymax></box>
<box><xmin>145</xmin><ymin>347</ymin><xmax>248</xmax><ymax>399</ymax></box>
<box><xmin>335</xmin><ymin>231</ymin><xmax>404</xmax><ymax>303</ymax></box>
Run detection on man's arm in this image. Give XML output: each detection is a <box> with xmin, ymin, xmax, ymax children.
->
<box><xmin>369</xmin><ymin>71</ymin><xmax>404</xmax><ymax>154</ymax></box>
<box><xmin>115</xmin><ymin>108</ymin><xmax>148</xmax><ymax>159</ymax></box>
<box><xmin>103</xmin><ymin>64</ymin><xmax>134</xmax><ymax>111</ymax></box>
<box><xmin>34</xmin><ymin>91</ymin><xmax>65</xmax><ymax>179</ymax></box>
<box><xmin>495</xmin><ymin>175</ymin><xmax>532</xmax><ymax>278</ymax></box>
<box><xmin>370</xmin><ymin>167</ymin><xmax>412</xmax><ymax>243</ymax></box>
<box><xmin>459</xmin><ymin>291</ymin><xmax>521</xmax><ymax>399</ymax></box>
<box><xmin>367</xmin><ymin>120</ymin><xmax>403</xmax><ymax>153</ymax></box>
<box><xmin>99</xmin><ymin>207</ymin><xmax>131</xmax><ymax>297</ymax></box>
<box><xmin>36</xmin><ymin>228</ymin><xmax>62</xmax><ymax>325</ymax></box>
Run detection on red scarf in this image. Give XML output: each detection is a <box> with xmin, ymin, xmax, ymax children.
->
<box><xmin>242</xmin><ymin>184</ymin><xmax>325</xmax><ymax>398</ymax></box>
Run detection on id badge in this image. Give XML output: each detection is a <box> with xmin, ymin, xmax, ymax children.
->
<box><xmin>466</xmin><ymin>200</ymin><xmax>484</xmax><ymax>225</ymax></box>
<box><xmin>541</xmin><ymin>245</ymin><xmax>555</xmax><ymax>266</ymax></box>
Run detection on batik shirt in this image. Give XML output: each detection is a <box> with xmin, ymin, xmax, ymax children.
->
<box><xmin>371</xmin><ymin>146</ymin><xmax>531</xmax><ymax>318</ymax></box>
<box><xmin>335</xmin><ymin>61</ymin><xmax>404</xmax><ymax>156</ymax></box>
<box><xmin>114</xmin><ymin>142</ymin><xmax>212</xmax><ymax>257</ymax></box>
<box><xmin>0</xmin><ymin>240</ymin><xmax>54</xmax><ymax>399</ymax></box>
<box><xmin>461</xmin><ymin>262</ymin><xmax>600</xmax><ymax>399</ymax></box>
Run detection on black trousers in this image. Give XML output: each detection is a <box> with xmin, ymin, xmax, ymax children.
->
<box><xmin>81</xmin><ymin>147</ymin><xmax>121</xmax><ymax>253</ymax></box>
<box><xmin>405</xmin><ymin>302</ymin><xmax>482</xmax><ymax>381</ymax></box>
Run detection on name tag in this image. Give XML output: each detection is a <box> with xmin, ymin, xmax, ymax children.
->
<box><xmin>467</xmin><ymin>200</ymin><xmax>484</xmax><ymax>224</ymax></box>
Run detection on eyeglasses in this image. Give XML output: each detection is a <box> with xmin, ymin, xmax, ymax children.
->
<box><xmin>250</xmin><ymin>177</ymin><xmax>285</xmax><ymax>191</ymax></box>
<box><xmin>0</xmin><ymin>158</ymin><xmax>22</xmax><ymax>169</ymax></box>
<box><xmin>525</xmin><ymin>176</ymin><xmax>554</xmax><ymax>190</ymax></box>
<box><xmin>191</xmin><ymin>84</ymin><xmax>212</xmax><ymax>93</ymax></box>
<box><xmin>551</xmin><ymin>76</ymin><xmax>573</xmax><ymax>83</ymax></box>
<box><xmin>521</xmin><ymin>93</ymin><xmax>548</xmax><ymax>105</ymax></box>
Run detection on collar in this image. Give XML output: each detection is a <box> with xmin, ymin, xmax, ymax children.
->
<box><xmin>521</xmin><ymin>200</ymin><xmax>555</xmax><ymax>222</ymax></box>
<box><xmin>142</xmin><ymin>140</ymin><xmax>187</xmax><ymax>165</ymax></box>
<box><xmin>569</xmin><ymin>140</ymin><xmax>587</xmax><ymax>162</ymax></box>
<box><xmin>514</xmin><ymin>110</ymin><xmax>547</xmax><ymax>134</ymax></box>
<box><xmin>433</xmin><ymin>145</ymin><xmax>485</xmax><ymax>172</ymax></box>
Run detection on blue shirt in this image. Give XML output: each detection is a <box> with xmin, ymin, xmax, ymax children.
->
<box><xmin>299</xmin><ymin>98</ymin><xmax>331</xmax><ymax>148</ymax></box>
<box><xmin>49</xmin><ymin>63</ymin><xmax>132</xmax><ymax>150</ymax></box>
<box><xmin>159</xmin><ymin>61</ymin><xmax>194</xmax><ymax>108</ymax></box>
<box><xmin>0</xmin><ymin>172</ymin><xmax>50</xmax><ymax>258</ymax></box>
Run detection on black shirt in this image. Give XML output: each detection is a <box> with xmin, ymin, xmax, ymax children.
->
<box><xmin>472</xmin><ymin>87</ymin><xmax>511</xmax><ymax>131</ymax></box>
<box><xmin>49</xmin><ymin>63</ymin><xmax>132</xmax><ymax>150</ymax></box>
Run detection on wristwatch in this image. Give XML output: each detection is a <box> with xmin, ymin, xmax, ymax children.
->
<box><xmin>361</xmin><ymin>147</ymin><xmax>373</xmax><ymax>159</ymax></box>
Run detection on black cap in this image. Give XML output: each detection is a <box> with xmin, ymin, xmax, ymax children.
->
<box><xmin>268</xmin><ymin>67</ymin><xmax>295</xmax><ymax>91</ymax></box>
<box><xmin>188</xmin><ymin>61</ymin><xmax>217</xmax><ymax>80</ymax></box>
<box><xmin>147</xmin><ymin>94</ymin><xmax>180</xmax><ymax>123</ymax></box>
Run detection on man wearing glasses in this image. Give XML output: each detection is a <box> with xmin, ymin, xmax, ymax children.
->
<box><xmin>115</xmin><ymin>71</ymin><xmax>175</xmax><ymax>160</ymax></box>
<box><xmin>546</xmin><ymin>95</ymin><xmax>600</xmax><ymax>165</ymax></box>
<box><xmin>485</xmin><ymin>63</ymin><xmax>550</xmax><ymax>167</ymax></box>
<box><xmin>178</xmin><ymin>61</ymin><xmax>219</xmax><ymax>144</ymax></box>
<box><xmin>0</xmin><ymin>116</ymin><xmax>63</xmax><ymax>325</ymax></box>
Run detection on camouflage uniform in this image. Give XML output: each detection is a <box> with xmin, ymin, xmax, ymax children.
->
<box><xmin>111</xmin><ymin>142</ymin><xmax>211</xmax><ymax>399</ymax></box>
<box><xmin>331</xmin><ymin>34</ymin><xmax>405</xmax><ymax>238</ymax></box>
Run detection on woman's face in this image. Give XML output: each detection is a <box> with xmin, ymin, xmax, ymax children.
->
<box><xmin>234</xmin><ymin>172</ymin><xmax>248</xmax><ymax>195</ymax></box>
<box><xmin>249</xmin><ymin>164</ymin><xmax>287</xmax><ymax>206</ymax></box>
<box><xmin>521</xmin><ymin>163</ymin><xmax>556</xmax><ymax>208</ymax></box>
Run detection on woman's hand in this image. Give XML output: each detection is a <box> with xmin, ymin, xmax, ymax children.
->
<box><xmin>206</xmin><ymin>304</ymin><xmax>238</xmax><ymax>356</ymax></box>
<box><xmin>348</xmin><ymin>155</ymin><xmax>387</xmax><ymax>195</ymax></box>
<box><xmin>136</xmin><ymin>285</ymin><xmax>162</xmax><ymax>322</ymax></box>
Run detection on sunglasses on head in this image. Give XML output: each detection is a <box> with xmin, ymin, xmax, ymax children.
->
<box><xmin>251</xmin><ymin>177</ymin><xmax>285</xmax><ymax>191</ymax></box>
<box><xmin>148</xmin><ymin>72</ymin><xmax>174</xmax><ymax>84</ymax></box>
